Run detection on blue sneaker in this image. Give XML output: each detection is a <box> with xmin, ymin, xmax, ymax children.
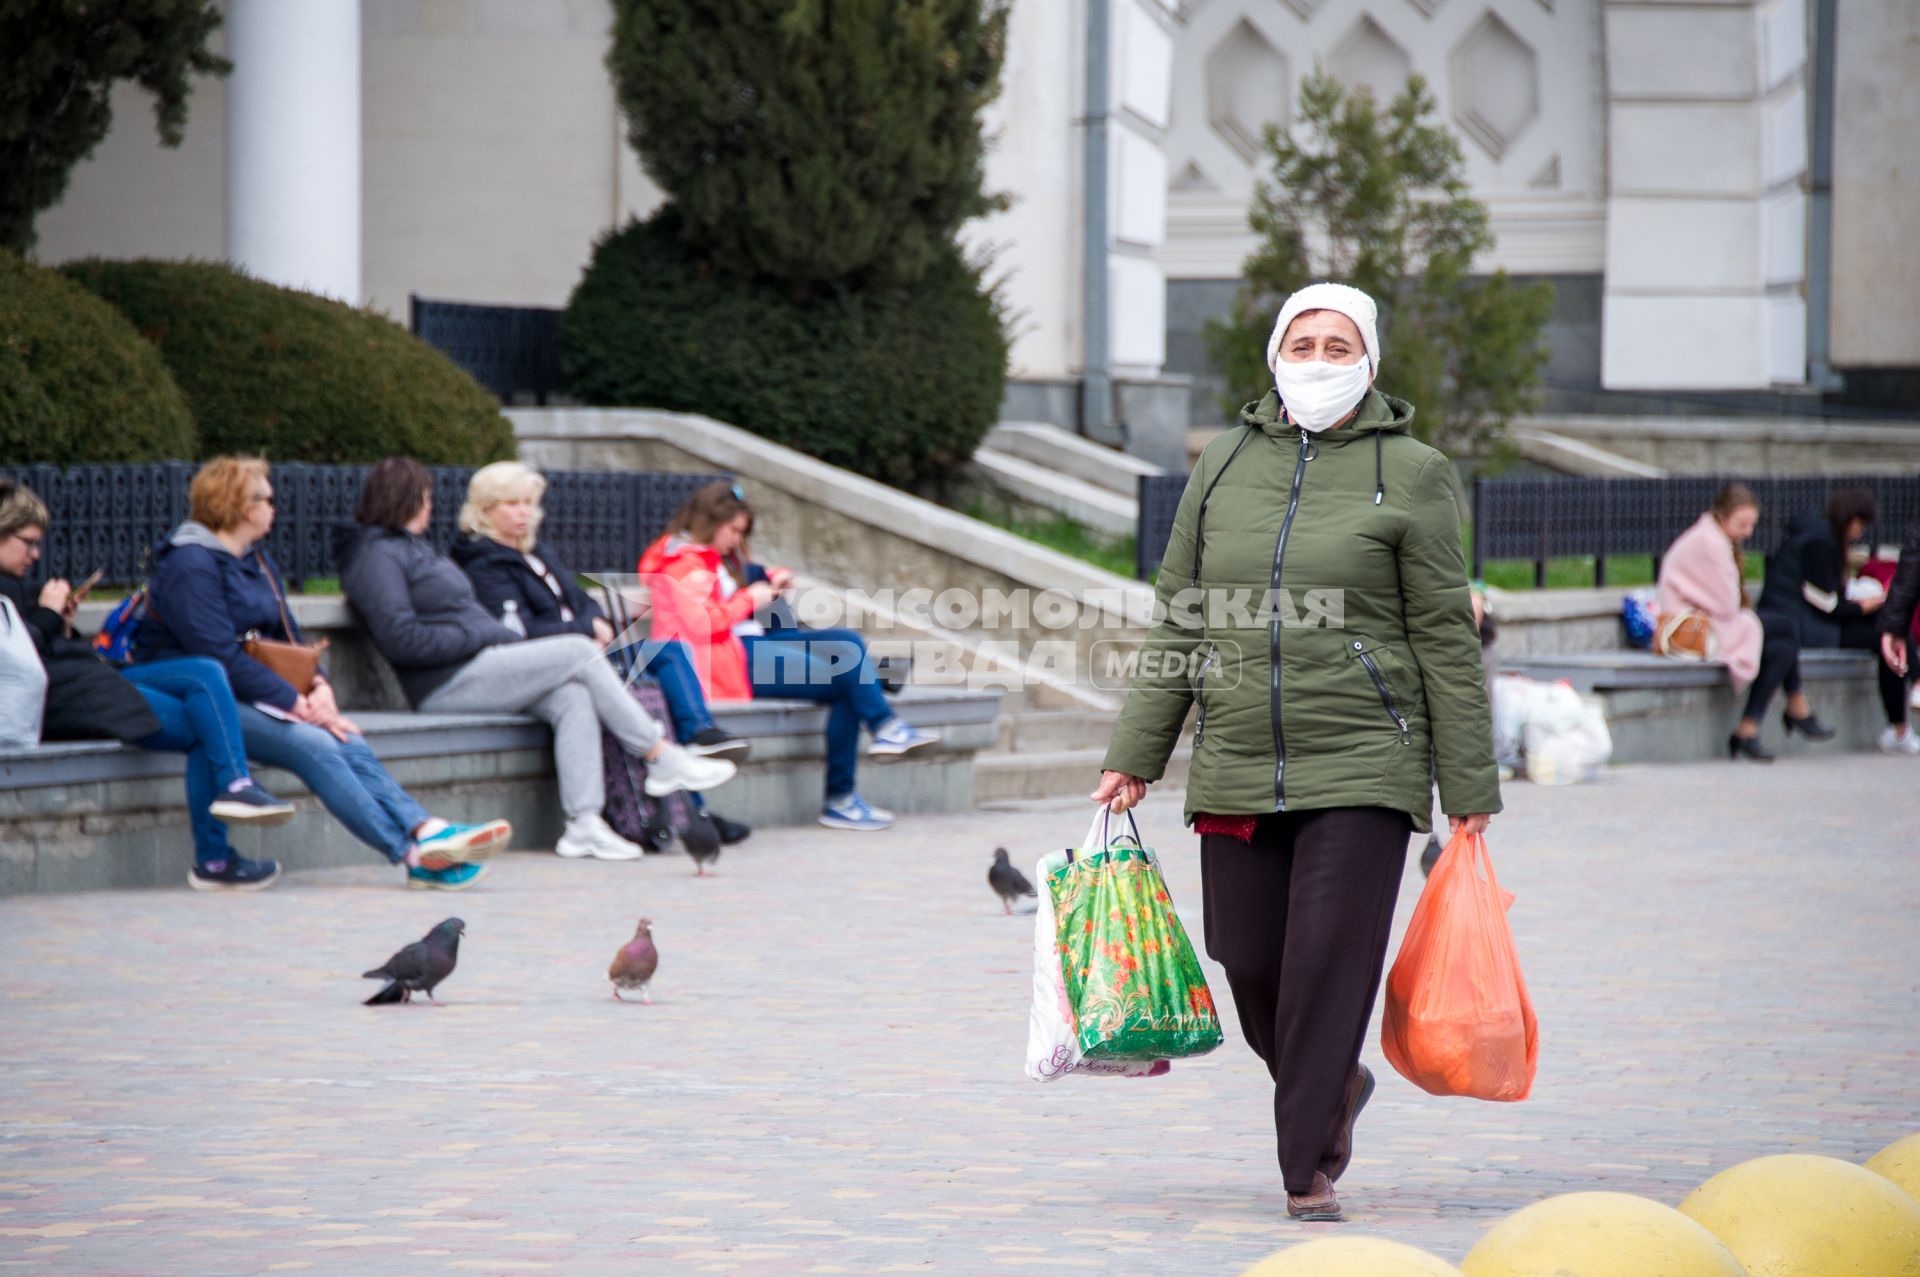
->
<box><xmin>818</xmin><ymin>792</ymin><xmax>895</xmax><ymax>831</ymax></box>
<box><xmin>187</xmin><ymin>855</ymin><xmax>281</xmax><ymax>892</ymax></box>
<box><xmin>407</xmin><ymin>862</ymin><xmax>488</xmax><ymax>891</ymax></box>
<box><xmin>415</xmin><ymin>819</ymin><xmax>511</xmax><ymax>870</ymax></box>
<box><xmin>868</xmin><ymin>718</ymin><xmax>937</xmax><ymax>759</ymax></box>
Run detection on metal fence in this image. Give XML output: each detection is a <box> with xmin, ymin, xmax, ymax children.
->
<box><xmin>409</xmin><ymin>296</ymin><xmax>564</xmax><ymax>405</ymax></box>
<box><xmin>1470</xmin><ymin>474</ymin><xmax>1920</xmax><ymax>586</ymax></box>
<box><xmin>1133</xmin><ymin>470</ymin><xmax>1920</xmax><ymax>583</ymax></box>
<box><xmin>0</xmin><ymin>463</ymin><xmax>728</xmax><ymax>591</ymax></box>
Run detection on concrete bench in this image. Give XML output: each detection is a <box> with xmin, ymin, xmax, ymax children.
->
<box><xmin>1500</xmin><ymin>649</ymin><xmax>1887</xmax><ymax>765</ymax></box>
<box><xmin>1</xmin><ymin>689</ymin><xmax>1000</xmax><ymax>895</ymax></box>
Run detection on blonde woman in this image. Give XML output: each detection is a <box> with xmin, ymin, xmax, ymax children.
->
<box><xmin>450</xmin><ymin>461</ymin><xmax>745</xmax><ymax>764</ymax></box>
<box><xmin>336</xmin><ymin>458</ymin><xmax>735</xmax><ymax>864</ymax></box>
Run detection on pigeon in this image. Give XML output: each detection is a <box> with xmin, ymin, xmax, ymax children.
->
<box><xmin>363</xmin><ymin>917</ymin><xmax>464</xmax><ymax>1005</ymax></box>
<box><xmin>988</xmin><ymin>847</ymin><xmax>1037</xmax><ymax>915</ymax></box>
<box><xmin>608</xmin><ymin>918</ymin><xmax>658</xmax><ymax>1003</ymax></box>
<box><xmin>682</xmin><ymin>810</ymin><xmax>722</xmax><ymax>876</ymax></box>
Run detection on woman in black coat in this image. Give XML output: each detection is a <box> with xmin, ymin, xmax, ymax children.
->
<box><xmin>0</xmin><ymin>478</ymin><xmax>295</xmax><ymax>890</ymax></box>
<box><xmin>448</xmin><ymin>462</ymin><xmax>752</xmax><ymax>842</ymax></box>
<box><xmin>1739</xmin><ymin>487</ymin><xmax>1913</xmax><ymax>758</ymax></box>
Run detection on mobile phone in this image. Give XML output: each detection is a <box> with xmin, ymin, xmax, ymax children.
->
<box><xmin>74</xmin><ymin>567</ymin><xmax>105</xmax><ymax>598</ymax></box>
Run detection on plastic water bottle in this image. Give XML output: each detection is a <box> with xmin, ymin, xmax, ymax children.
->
<box><xmin>500</xmin><ymin>600</ymin><xmax>526</xmax><ymax>638</ymax></box>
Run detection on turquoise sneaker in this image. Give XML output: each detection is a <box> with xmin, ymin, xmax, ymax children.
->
<box><xmin>407</xmin><ymin>862</ymin><xmax>488</xmax><ymax>891</ymax></box>
<box><xmin>415</xmin><ymin>819</ymin><xmax>511</xmax><ymax>869</ymax></box>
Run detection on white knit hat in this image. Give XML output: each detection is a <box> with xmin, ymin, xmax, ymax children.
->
<box><xmin>1266</xmin><ymin>282</ymin><xmax>1381</xmax><ymax>375</ymax></box>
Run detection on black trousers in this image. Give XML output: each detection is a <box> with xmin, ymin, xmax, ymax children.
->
<box><xmin>1744</xmin><ymin>616</ymin><xmax>1910</xmax><ymax>725</ymax></box>
<box><xmin>1199</xmin><ymin>806</ymin><xmax>1412</xmax><ymax>1194</ymax></box>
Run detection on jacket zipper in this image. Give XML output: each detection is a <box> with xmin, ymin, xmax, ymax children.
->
<box><xmin>1358</xmin><ymin>649</ymin><xmax>1414</xmax><ymax>745</ymax></box>
<box><xmin>1268</xmin><ymin>433</ymin><xmax>1313</xmax><ymax>809</ymax></box>
<box><xmin>1192</xmin><ymin>645</ymin><xmax>1216</xmax><ymax>747</ymax></box>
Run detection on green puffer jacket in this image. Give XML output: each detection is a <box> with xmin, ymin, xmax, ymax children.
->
<box><xmin>1103</xmin><ymin>388</ymin><xmax>1500</xmax><ymax>833</ymax></box>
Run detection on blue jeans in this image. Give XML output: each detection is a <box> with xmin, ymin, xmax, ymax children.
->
<box><xmin>237</xmin><ymin>706</ymin><xmax>431</xmax><ymax>864</ymax></box>
<box><xmin>643</xmin><ymin>639</ymin><xmax>715</xmax><ymax>741</ymax></box>
<box><xmin>125</xmin><ymin>657</ymin><xmax>251</xmax><ymax>867</ymax></box>
<box><xmin>740</xmin><ymin>626</ymin><xmax>893</xmax><ymax>799</ymax></box>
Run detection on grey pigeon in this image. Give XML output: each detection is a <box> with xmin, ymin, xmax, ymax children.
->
<box><xmin>988</xmin><ymin>847</ymin><xmax>1036</xmax><ymax>915</ymax></box>
<box><xmin>683</xmin><ymin>812</ymin><xmax>721</xmax><ymax>876</ymax></box>
<box><xmin>608</xmin><ymin>918</ymin><xmax>658</xmax><ymax>1003</ymax></box>
<box><xmin>363</xmin><ymin>917</ymin><xmax>464</xmax><ymax>1005</ymax></box>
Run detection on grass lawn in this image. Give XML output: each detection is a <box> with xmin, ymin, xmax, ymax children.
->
<box><xmin>961</xmin><ymin>501</ymin><xmax>1138</xmax><ymax>579</ymax></box>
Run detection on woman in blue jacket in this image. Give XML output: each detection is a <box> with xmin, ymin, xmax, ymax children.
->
<box><xmin>134</xmin><ymin>457</ymin><xmax>510</xmax><ymax>890</ymax></box>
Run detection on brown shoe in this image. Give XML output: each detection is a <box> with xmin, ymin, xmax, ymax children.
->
<box><xmin>1286</xmin><ymin>1171</ymin><xmax>1342</xmax><ymax>1221</ymax></box>
<box><xmin>1323</xmin><ymin>1063</ymin><xmax>1376</xmax><ymax>1183</ymax></box>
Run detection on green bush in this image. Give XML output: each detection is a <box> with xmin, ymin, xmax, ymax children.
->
<box><xmin>0</xmin><ymin>251</ymin><xmax>196</xmax><ymax>463</ymax></box>
<box><xmin>61</xmin><ymin>258</ymin><xmax>514</xmax><ymax>464</ymax></box>
<box><xmin>561</xmin><ymin>211</ymin><xmax>1007</xmax><ymax>489</ymax></box>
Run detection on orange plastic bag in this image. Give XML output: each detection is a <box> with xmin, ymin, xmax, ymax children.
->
<box><xmin>1381</xmin><ymin>831</ymin><xmax>1538</xmax><ymax>1101</ymax></box>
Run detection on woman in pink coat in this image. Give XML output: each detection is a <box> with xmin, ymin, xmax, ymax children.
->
<box><xmin>1656</xmin><ymin>483</ymin><xmax>1765</xmax><ymax>709</ymax></box>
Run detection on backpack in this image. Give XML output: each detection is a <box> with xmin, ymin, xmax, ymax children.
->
<box><xmin>597</xmin><ymin>584</ymin><xmax>719</xmax><ymax>852</ymax></box>
<box><xmin>91</xmin><ymin>588</ymin><xmax>147</xmax><ymax>665</ymax></box>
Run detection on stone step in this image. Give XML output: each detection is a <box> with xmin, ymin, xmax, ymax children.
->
<box><xmin>965</xmin><ymin>447</ymin><xmax>1137</xmax><ymax>539</ymax></box>
<box><xmin>973</xmin><ymin>745</ymin><xmax>1192</xmax><ymax>804</ymax></box>
<box><xmin>985</xmin><ymin>421</ymin><xmax>1165</xmax><ymax>496</ymax></box>
<box><xmin>993</xmin><ymin>709</ymin><xmax>1118</xmax><ymax>753</ymax></box>
<box><xmin>1187</xmin><ymin>425</ymin><xmax>1225</xmax><ymax>468</ymax></box>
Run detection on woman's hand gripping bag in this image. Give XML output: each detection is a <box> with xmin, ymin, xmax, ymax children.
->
<box><xmin>1044</xmin><ymin>809</ymin><xmax>1223</xmax><ymax>1065</ymax></box>
<box><xmin>1381</xmin><ymin>832</ymin><xmax>1538</xmax><ymax>1101</ymax></box>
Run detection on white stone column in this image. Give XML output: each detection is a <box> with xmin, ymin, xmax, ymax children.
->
<box><xmin>224</xmin><ymin>0</ymin><xmax>362</xmax><ymax>302</ymax></box>
<box><xmin>1599</xmin><ymin>0</ymin><xmax>1807</xmax><ymax>390</ymax></box>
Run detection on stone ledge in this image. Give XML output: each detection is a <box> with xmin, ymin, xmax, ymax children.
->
<box><xmin>1</xmin><ymin>689</ymin><xmax>1001</xmax><ymax>895</ymax></box>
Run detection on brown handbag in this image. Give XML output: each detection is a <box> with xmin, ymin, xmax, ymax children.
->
<box><xmin>243</xmin><ymin>553</ymin><xmax>329</xmax><ymax>695</ymax></box>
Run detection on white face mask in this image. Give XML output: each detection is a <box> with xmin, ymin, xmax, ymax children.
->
<box><xmin>1273</xmin><ymin>358</ymin><xmax>1372</xmax><ymax>433</ymax></box>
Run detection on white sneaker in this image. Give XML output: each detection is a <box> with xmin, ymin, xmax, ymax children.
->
<box><xmin>556</xmin><ymin>813</ymin><xmax>644</xmax><ymax>861</ymax></box>
<box><xmin>643</xmin><ymin>745</ymin><xmax>737</xmax><ymax>796</ymax></box>
<box><xmin>1878</xmin><ymin>725</ymin><xmax>1920</xmax><ymax>756</ymax></box>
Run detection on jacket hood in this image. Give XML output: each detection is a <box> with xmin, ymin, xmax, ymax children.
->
<box><xmin>450</xmin><ymin>531</ymin><xmax>526</xmax><ymax>567</ymax></box>
<box><xmin>1242</xmin><ymin>386</ymin><xmax>1415</xmax><ymax>440</ymax></box>
<box><xmin>638</xmin><ymin>532</ymin><xmax>720</xmax><ymax>576</ymax></box>
<box><xmin>330</xmin><ymin>523</ymin><xmax>409</xmax><ymax>575</ymax></box>
<box><xmin>1784</xmin><ymin>510</ymin><xmax>1828</xmax><ymax>540</ymax></box>
<box><xmin>160</xmin><ymin>520</ymin><xmax>233</xmax><ymax>560</ymax></box>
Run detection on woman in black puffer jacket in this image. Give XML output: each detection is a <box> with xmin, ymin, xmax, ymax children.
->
<box><xmin>1739</xmin><ymin>487</ymin><xmax>1913</xmax><ymax>758</ymax></box>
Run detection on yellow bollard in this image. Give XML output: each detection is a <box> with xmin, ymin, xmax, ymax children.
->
<box><xmin>1868</xmin><ymin>1134</ymin><xmax>1920</xmax><ymax>1208</ymax></box>
<box><xmin>1240</xmin><ymin>1235</ymin><xmax>1465</xmax><ymax>1277</ymax></box>
<box><xmin>1679</xmin><ymin>1152</ymin><xmax>1920</xmax><ymax>1277</ymax></box>
<box><xmin>1459</xmin><ymin>1191</ymin><xmax>1745</xmax><ymax>1277</ymax></box>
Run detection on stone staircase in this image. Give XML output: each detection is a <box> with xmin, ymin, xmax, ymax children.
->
<box><xmin>963</xmin><ymin>421</ymin><xmax>1165</xmax><ymax>538</ymax></box>
<box><xmin>971</xmin><ymin>706</ymin><xmax>1193</xmax><ymax>804</ymax></box>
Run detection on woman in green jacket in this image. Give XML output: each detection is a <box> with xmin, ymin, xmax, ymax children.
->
<box><xmin>1093</xmin><ymin>283</ymin><xmax>1500</xmax><ymax>1221</ymax></box>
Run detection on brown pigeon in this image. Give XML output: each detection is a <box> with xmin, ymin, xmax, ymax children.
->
<box><xmin>608</xmin><ymin>918</ymin><xmax>658</xmax><ymax>1003</ymax></box>
<box><xmin>988</xmin><ymin>848</ymin><xmax>1037</xmax><ymax>915</ymax></box>
<box><xmin>364</xmin><ymin>918</ymin><xmax>463</xmax><ymax>1005</ymax></box>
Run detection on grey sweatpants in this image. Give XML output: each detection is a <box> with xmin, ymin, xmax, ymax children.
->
<box><xmin>418</xmin><ymin>635</ymin><xmax>664</xmax><ymax>817</ymax></box>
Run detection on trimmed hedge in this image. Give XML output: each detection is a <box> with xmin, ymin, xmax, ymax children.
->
<box><xmin>0</xmin><ymin>251</ymin><xmax>196</xmax><ymax>463</ymax></box>
<box><xmin>560</xmin><ymin>211</ymin><xmax>1007</xmax><ymax>490</ymax></box>
<box><xmin>62</xmin><ymin>258</ymin><xmax>514</xmax><ymax>464</ymax></box>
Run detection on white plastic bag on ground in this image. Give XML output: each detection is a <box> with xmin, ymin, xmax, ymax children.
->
<box><xmin>1522</xmin><ymin>682</ymin><xmax>1612</xmax><ymax>785</ymax></box>
<box><xmin>1024</xmin><ymin>845</ymin><xmax>1170</xmax><ymax>1082</ymax></box>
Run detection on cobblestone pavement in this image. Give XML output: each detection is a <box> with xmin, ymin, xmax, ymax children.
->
<box><xmin>2</xmin><ymin>754</ymin><xmax>1917</xmax><ymax>1275</ymax></box>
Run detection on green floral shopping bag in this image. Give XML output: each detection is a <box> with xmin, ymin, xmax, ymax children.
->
<box><xmin>1047</xmin><ymin>809</ymin><xmax>1224</xmax><ymax>1062</ymax></box>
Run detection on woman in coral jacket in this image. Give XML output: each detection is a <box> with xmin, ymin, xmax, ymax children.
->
<box><xmin>638</xmin><ymin>481</ymin><xmax>935</xmax><ymax>831</ymax></box>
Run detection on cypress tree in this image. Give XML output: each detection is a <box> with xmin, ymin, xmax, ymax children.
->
<box><xmin>607</xmin><ymin>0</ymin><xmax>1010</xmax><ymax>291</ymax></box>
<box><xmin>0</xmin><ymin>0</ymin><xmax>229</xmax><ymax>254</ymax></box>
